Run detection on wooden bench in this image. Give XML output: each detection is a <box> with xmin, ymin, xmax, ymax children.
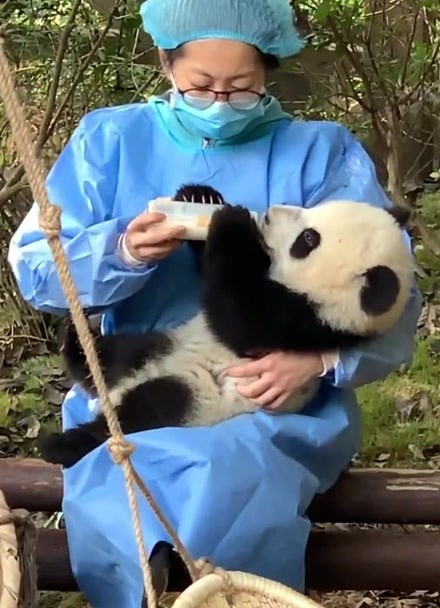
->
<box><xmin>1</xmin><ymin>458</ymin><xmax>440</xmax><ymax>593</ymax></box>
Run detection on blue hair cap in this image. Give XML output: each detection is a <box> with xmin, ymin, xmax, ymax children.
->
<box><xmin>140</xmin><ymin>0</ymin><xmax>305</xmax><ymax>59</ymax></box>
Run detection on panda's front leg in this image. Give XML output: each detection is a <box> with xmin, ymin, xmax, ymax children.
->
<box><xmin>204</xmin><ymin>205</ymin><xmax>270</xmax><ymax>282</ymax></box>
<box><xmin>203</xmin><ymin>205</ymin><xmax>277</xmax><ymax>355</ymax></box>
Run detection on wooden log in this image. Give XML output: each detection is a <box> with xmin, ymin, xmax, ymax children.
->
<box><xmin>36</xmin><ymin>528</ymin><xmax>440</xmax><ymax>592</ymax></box>
<box><xmin>2</xmin><ymin>458</ymin><xmax>440</xmax><ymax>524</ymax></box>
<box><xmin>37</xmin><ymin>529</ymin><xmax>73</xmax><ymax>592</ymax></box>
<box><xmin>306</xmin><ymin>529</ymin><xmax>440</xmax><ymax>592</ymax></box>
<box><xmin>3</xmin><ymin>458</ymin><xmax>440</xmax><ymax>592</ymax></box>
<box><xmin>0</xmin><ymin>458</ymin><xmax>63</xmax><ymax>513</ymax></box>
<box><xmin>308</xmin><ymin>467</ymin><xmax>440</xmax><ymax>524</ymax></box>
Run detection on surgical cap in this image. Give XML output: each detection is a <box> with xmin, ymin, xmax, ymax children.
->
<box><xmin>140</xmin><ymin>0</ymin><xmax>305</xmax><ymax>58</ymax></box>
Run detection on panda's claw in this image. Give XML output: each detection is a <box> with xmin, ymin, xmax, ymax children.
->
<box><xmin>174</xmin><ymin>184</ymin><xmax>225</xmax><ymax>205</ymax></box>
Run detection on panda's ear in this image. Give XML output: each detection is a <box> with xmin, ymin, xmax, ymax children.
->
<box><xmin>386</xmin><ymin>205</ymin><xmax>411</xmax><ymax>229</ymax></box>
<box><xmin>360</xmin><ymin>265</ymin><xmax>399</xmax><ymax>316</ymax></box>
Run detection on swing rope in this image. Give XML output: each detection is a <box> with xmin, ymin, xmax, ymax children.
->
<box><xmin>0</xmin><ymin>35</ymin><xmax>207</xmax><ymax>607</ymax></box>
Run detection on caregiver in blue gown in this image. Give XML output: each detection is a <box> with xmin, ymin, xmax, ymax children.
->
<box><xmin>8</xmin><ymin>0</ymin><xmax>422</xmax><ymax>606</ymax></box>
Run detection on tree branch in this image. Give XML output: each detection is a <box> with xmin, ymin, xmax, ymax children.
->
<box><xmin>45</xmin><ymin>0</ymin><xmax>124</xmax><ymax>141</ymax></box>
<box><xmin>400</xmin><ymin>37</ymin><xmax>440</xmax><ymax>106</ymax></box>
<box><xmin>0</xmin><ymin>0</ymin><xmax>82</xmax><ymax>204</ymax></box>
<box><xmin>38</xmin><ymin>0</ymin><xmax>83</xmax><ymax>142</ymax></box>
<box><xmin>326</xmin><ymin>16</ymin><xmax>379</xmax><ymax>115</ymax></box>
<box><xmin>0</xmin><ymin>0</ymin><xmax>123</xmax><ymax>208</ymax></box>
<box><xmin>400</xmin><ymin>8</ymin><xmax>419</xmax><ymax>87</ymax></box>
<box><xmin>0</xmin><ymin>178</ymin><xmax>29</xmax><ymax>206</ymax></box>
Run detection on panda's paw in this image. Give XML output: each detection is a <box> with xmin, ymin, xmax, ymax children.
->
<box><xmin>205</xmin><ymin>205</ymin><xmax>268</xmax><ymax>271</ymax></box>
<box><xmin>59</xmin><ymin>319</ymin><xmax>95</xmax><ymax>390</ymax></box>
<box><xmin>60</xmin><ymin>317</ymin><xmax>81</xmax><ymax>355</ymax></box>
<box><xmin>208</xmin><ymin>204</ymin><xmax>253</xmax><ymax>236</ymax></box>
<box><xmin>38</xmin><ymin>427</ymin><xmax>102</xmax><ymax>468</ymax></box>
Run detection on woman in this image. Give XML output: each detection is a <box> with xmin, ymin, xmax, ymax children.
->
<box><xmin>9</xmin><ymin>0</ymin><xmax>421</xmax><ymax>606</ymax></box>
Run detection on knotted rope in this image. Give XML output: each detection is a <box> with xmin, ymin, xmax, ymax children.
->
<box><xmin>0</xmin><ymin>35</ymin><xmax>212</xmax><ymax>607</ymax></box>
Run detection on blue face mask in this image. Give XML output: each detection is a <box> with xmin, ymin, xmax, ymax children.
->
<box><xmin>170</xmin><ymin>89</ymin><xmax>267</xmax><ymax>141</ymax></box>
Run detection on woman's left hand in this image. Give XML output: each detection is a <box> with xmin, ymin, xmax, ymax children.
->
<box><xmin>227</xmin><ymin>351</ymin><xmax>324</xmax><ymax>411</ymax></box>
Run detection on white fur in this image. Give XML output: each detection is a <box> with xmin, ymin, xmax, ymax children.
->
<box><xmin>261</xmin><ymin>201</ymin><xmax>413</xmax><ymax>336</ymax></box>
<box><xmin>109</xmin><ymin>314</ymin><xmax>317</xmax><ymax>426</ymax></box>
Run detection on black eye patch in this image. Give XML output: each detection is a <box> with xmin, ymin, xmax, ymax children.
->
<box><xmin>290</xmin><ymin>228</ymin><xmax>321</xmax><ymax>259</ymax></box>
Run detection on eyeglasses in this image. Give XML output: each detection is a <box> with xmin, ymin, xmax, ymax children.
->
<box><xmin>177</xmin><ymin>88</ymin><xmax>265</xmax><ymax>111</ymax></box>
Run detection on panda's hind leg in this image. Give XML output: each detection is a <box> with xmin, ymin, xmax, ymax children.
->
<box><xmin>111</xmin><ymin>375</ymin><xmax>194</xmax><ymax>434</ymax></box>
<box><xmin>39</xmin><ymin>376</ymin><xmax>194</xmax><ymax>468</ymax></box>
<box><xmin>61</xmin><ymin>318</ymin><xmax>173</xmax><ymax>396</ymax></box>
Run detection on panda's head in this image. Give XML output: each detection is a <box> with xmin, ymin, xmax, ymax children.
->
<box><xmin>260</xmin><ymin>201</ymin><xmax>414</xmax><ymax>336</ymax></box>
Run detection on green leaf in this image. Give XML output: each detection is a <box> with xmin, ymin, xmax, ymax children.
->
<box><xmin>315</xmin><ymin>0</ymin><xmax>331</xmax><ymax>24</ymax></box>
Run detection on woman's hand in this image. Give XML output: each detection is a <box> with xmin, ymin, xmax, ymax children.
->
<box><xmin>124</xmin><ymin>212</ymin><xmax>187</xmax><ymax>263</ymax></box>
<box><xmin>227</xmin><ymin>351</ymin><xmax>324</xmax><ymax>411</ymax></box>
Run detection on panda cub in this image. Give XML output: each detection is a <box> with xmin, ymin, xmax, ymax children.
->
<box><xmin>40</xmin><ymin>185</ymin><xmax>414</xmax><ymax>468</ymax></box>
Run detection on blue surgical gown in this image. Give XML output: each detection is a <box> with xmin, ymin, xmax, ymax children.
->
<box><xmin>8</xmin><ymin>97</ymin><xmax>422</xmax><ymax>608</ymax></box>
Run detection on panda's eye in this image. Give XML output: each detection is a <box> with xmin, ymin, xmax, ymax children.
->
<box><xmin>290</xmin><ymin>228</ymin><xmax>321</xmax><ymax>259</ymax></box>
<box><xmin>303</xmin><ymin>230</ymin><xmax>316</xmax><ymax>246</ymax></box>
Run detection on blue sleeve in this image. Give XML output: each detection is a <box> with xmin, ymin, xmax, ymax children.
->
<box><xmin>8</xmin><ymin>114</ymin><xmax>157</xmax><ymax>316</ymax></box>
<box><xmin>305</xmin><ymin>123</ymin><xmax>423</xmax><ymax>389</ymax></box>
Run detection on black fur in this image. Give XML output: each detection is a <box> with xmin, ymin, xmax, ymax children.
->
<box><xmin>40</xmin><ymin>189</ymin><xmax>402</xmax><ymax>469</ymax></box>
<box><xmin>386</xmin><ymin>205</ymin><xmax>411</xmax><ymax>228</ymax></box>
<box><xmin>289</xmin><ymin>228</ymin><xmax>321</xmax><ymax>259</ymax></box>
<box><xmin>39</xmin><ymin>375</ymin><xmax>192</xmax><ymax>468</ymax></box>
<box><xmin>361</xmin><ymin>265</ymin><xmax>399</xmax><ymax>316</ymax></box>
<box><xmin>61</xmin><ymin>320</ymin><xmax>173</xmax><ymax>396</ymax></box>
<box><xmin>203</xmin><ymin>204</ymin><xmax>369</xmax><ymax>356</ymax></box>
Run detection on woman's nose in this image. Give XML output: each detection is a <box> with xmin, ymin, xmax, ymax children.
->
<box><xmin>214</xmin><ymin>91</ymin><xmax>229</xmax><ymax>102</ymax></box>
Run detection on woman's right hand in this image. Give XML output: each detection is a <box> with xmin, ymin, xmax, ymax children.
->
<box><xmin>124</xmin><ymin>212</ymin><xmax>187</xmax><ymax>263</ymax></box>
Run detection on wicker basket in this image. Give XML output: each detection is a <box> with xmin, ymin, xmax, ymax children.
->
<box><xmin>172</xmin><ymin>571</ymin><xmax>323</xmax><ymax>608</ymax></box>
<box><xmin>0</xmin><ymin>491</ymin><xmax>20</xmax><ymax>608</ymax></box>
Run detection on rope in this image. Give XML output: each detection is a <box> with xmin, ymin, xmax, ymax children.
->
<box><xmin>0</xmin><ymin>34</ymin><xmax>207</xmax><ymax>603</ymax></box>
<box><xmin>196</xmin><ymin>559</ymin><xmax>235</xmax><ymax>599</ymax></box>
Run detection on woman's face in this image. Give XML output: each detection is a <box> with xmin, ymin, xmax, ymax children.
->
<box><xmin>160</xmin><ymin>39</ymin><xmax>266</xmax><ymax>95</ymax></box>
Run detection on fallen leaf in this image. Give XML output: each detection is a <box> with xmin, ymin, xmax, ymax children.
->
<box><xmin>376</xmin><ymin>453</ymin><xmax>390</xmax><ymax>462</ymax></box>
<box><xmin>408</xmin><ymin>444</ymin><xmax>425</xmax><ymax>460</ymax></box>
<box><xmin>43</xmin><ymin>384</ymin><xmax>65</xmax><ymax>406</ymax></box>
<box><xmin>356</xmin><ymin>596</ymin><xmax>374</xmax><ymax>608</ymax></box>
<box><xmin>40</xmin><ymin>366</ymin><xmax>64</xmax><ymax>377</ymax></box>
<box><xmin>419</xmin><ymin>393</ymin><xmax>432</xmax><ymax>413</ymax></box>
<box><xmin>395</xmin><ymin>398</ymin><xmax>416</xmax><ymax>420</ymax></box>
<box><xmin>16</xmin><ymin>414</ymin><xmax>41</xmax><ymax>439</ymax></box>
